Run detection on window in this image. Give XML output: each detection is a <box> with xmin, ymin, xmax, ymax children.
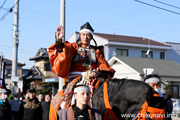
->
<box><xmin>44</xmin><ymin>63</ymin><xmax>52</xmax><ymax>71</ymax></box>
<box><xmin>142</xmin><ymin>50</ymin><xmax>153</xmax><ymax>59</ymax></box>
<box><xmin>116</xmin><ymin>49</ymin><xmax>128</xmax><ymax>56</ymax></box>
<box><xmin>160</xmin><ymin>52</ymin><xmax>165</xmax><ymax>59</ymax></box>
<box><xmin>5</xmin><ymin>69</ymin><xmax>11</xmax><ymax>77</ymax></box>
<box><xmin>40</xmin><ymin>63</ymin><xmax>44</xmax><ymax>69</ymax></box>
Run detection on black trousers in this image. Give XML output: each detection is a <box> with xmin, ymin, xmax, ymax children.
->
<box><xmin>12</xmin><ymin>111</ymin><xmax>19</xmax><ymax>120</ymax></box>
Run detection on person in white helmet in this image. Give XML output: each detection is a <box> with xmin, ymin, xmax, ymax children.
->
<box><xmin>57</xmin><ymin>84</ymin><xmax>102</xmax><ymax>120</ymax></box>
<box><xmin>0</xmin><ymin>88</ymin><xmax>12</xmax><ymax>120</ymax></box>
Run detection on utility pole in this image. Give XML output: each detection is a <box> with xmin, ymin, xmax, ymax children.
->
<box><xmin>59</xmin><ymin>0</ymin><xmax>65</xmax><ymax>91</ymax></box>
<box><xmin>11</xmin><ymin>0</ymin><xmax>19</xmax><ymax>94</ymax></box>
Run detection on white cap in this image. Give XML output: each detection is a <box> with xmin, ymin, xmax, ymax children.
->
<box><xmin>145</xmin><ymin>77</ymin><xmax>160</xmax><ymax>84</ymax></box>
<box><xmin>0</xmin><ymin>89</ymin><xmax>7</xmax><ymax>94</ymax></box>
<box><xmin>73</xmin><ymin>84</ymin><xmax>89</xmax><ymax>93</ymax></box>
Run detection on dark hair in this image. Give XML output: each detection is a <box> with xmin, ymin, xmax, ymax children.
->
<box><xmin>45</xmin><ymin>94</ymin><xmax>51</xmax><ymax>98</ymax></box>
<box><xmin>7</xmin><ymin>89</ymin><xmax>11</xmax><ymax>93</ymax></box>
<box><xmin>144</xmin><ymin>74</ymin><xmax>161</xmax><ymax>82</ymax></box>
<box><xmin>38</xmin><ymin>92</ymin><xmax>44</xmax><ymax>96</ymax></box>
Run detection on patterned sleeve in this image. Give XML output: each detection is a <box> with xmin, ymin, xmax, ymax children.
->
<box><xmin>48</xmin><ymin>42</ymin><xmax>77</xmax><ymax>78</ymax></box>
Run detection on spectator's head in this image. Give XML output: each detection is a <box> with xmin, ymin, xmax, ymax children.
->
<box><xmin>14</xmin><ymin>94</ymin><xmax>18</xmax><ymax>101</ymax></box>
<box><xmin>144</xmin><ymin>74</ymin><xmax>161</xmax><ymax>89</ymax></box>
<box><xmin>17</xmin><ymin>88</ymin><xmax>21</xmax><ymax>93</ymax></box>
<box><xmin>38</xmin><ymin>92</ymin><xmax>44</xmax><ymax>102</ymax></box>
<box><xmin>73</xmin><ymin>84</ymin><xmax>90</xmax><ymax>106</ymax></box>
<box><xmin>44</xmin><ymin>94</ymin><xmax>51</xmax><ymax>102</ymax></box>
<box><xmin>28</xmin><ymin>88</ymin><xmax>36</xmax><ymax>99</ymax></box>
<box><xmin>6</xmin><ymin>89</ymin><xmax>11</xmax><ymax>96</ymax></box>
<box><xmin>0</xmin><ymin>89</ymin><xmax>7</xmax><ymax>100</ymax></box>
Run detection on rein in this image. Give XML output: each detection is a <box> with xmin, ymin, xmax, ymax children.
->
<box><xmin>103</xmin><ymin>80</ymin><xmax>119</xmax><ymax>120</ymax></box>
<box><xmin>89</xmin><ymin>79</ymin><xmax>100</xmax><ymax>108</ymax></box>
<box><xmin>89</xmin><ymin>78</ymin><xmax>96</xmax><ymax>108</ymax></box>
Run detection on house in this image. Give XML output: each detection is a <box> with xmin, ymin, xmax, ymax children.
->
<box><xmin>67</xmin><ymin>32</ymin><xmax>172</xmax><ymax>61</ymax></box>
<box><xmin>0</xmin><ymin>56</ymin><xmax>25</xmax><ymax>89</ymax></box>
<box><xmin>24</xmin><ymin>48</ymin><xmax>58</xmax><ymax>94</ymax></box>
<box><xmin>164</xmin><ymin>42</ymin><xmax>180</xmax><ymax>64</ymax></box>
<box><xmin>108</xmin><ymin>56</ymin><xmax>180</xmax><ymax>98</ymax></box>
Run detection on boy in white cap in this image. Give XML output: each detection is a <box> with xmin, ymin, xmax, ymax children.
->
<box><xmin>57</xmin><ymin>84</ymin><xmax>102</xmax><ymax>120</ymax></box>
<box><xmin>0</xmin><ymin>88</ymin><xmax>12</xmax><ymax>120</ymax></box>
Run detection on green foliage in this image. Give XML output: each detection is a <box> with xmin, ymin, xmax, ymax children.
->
<box><xmin>45</xmin><ymin>75</ymin><xmax>52</xmax><ymax>78</ymax></box>
<box><xmin>41</xmin><ymin>83</ymin><xmax>52</xmax><ymax>94</ymax></box>
<box><xmin>163</xmin><ymin>84</ymin><xmax>170</xmax><ymax>91</ymax></box>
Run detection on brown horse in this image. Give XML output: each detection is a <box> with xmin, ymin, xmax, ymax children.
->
<box><xmin>92</xmin><ymin>78</ymin><xmax>171</xmax><ymax>120</ymax></box>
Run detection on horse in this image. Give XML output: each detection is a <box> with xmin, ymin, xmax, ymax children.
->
<box><xmin>92</xmin><ymin>78</ymin><xmax>171</xmax><ymax>120</ymax></box>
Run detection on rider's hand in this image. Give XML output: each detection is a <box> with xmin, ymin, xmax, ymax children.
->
<box><xmin>56</xmin><ymin>25</ymin><xmax>64</xmax><ymax>42</ymax></box>
<box><xmin>90</xmin><ymin>72</ymin><xmax>97</xmax><ymax>78</ymax></box>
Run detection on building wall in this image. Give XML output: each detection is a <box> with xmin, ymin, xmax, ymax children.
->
<box><xmin>66</xmin><ymin>33</ymin><xmax>180</xmax><ymax>64</ymax></box>
<box><xmin>111</xmin><ymin>62</ymin><xmax>142</xmax><ymax>80</ymax></box>
<box><xmin>35</xmin><ymin>59</ymin><xmax>50</xmax><ymax>76</ymax></box>
<box><xmin>165</xmin><ymin>42</ymin><xmax>180</xmax><ymax>63</ymax></box>
<box><xmin>108</xmin><ymin>45</ymin><xmax>167</xmax><ymax>60</ymax></box>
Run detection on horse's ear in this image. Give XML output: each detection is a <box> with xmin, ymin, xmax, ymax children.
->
<box><xmin>163</xmin><ymin>87</ymin><xmax>173</xmax><ymax>101</ymax></box>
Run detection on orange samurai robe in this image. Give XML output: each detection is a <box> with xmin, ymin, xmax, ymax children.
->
<box><xmin>48</xmin><ymin>41</ymin><xmax>115</xmax><ymax>120</ymax></box>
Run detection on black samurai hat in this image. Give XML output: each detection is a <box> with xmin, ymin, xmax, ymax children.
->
<box><xmin>80</xmin><ymin>22</ymin><xmax>94</xmax><ymax>35</ymax></box>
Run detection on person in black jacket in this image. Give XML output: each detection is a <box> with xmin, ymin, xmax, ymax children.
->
<box><xmin>41</xmin><ymin>94</ymin><xmax>51</xmax><ymax>120</ymax></box>
<box><xmin>144</xmin><ymin>74</ymin><xmax>173</xmax><ymax>120</ymax></box>
<box><xmin>19</xmin><ymin>88</ymin><xmax>42</xmax><ymax>120</ymax></box>
<box><xmin>0</xmin><ymin>88</ymin><xmax>12</xmax><ymax>120</ymax></box>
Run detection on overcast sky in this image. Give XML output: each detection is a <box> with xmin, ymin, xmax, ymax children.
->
<box><xmin>0</xmin><ymin>0</ymin><xmax>180</xmax><ymax>68</ymax></box>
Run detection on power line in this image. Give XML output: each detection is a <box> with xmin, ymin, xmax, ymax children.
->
<box><xmin>20</xmin><ymin>8</ymin><xmax>59</xmax><ymax>18</ymax></box>
<box><xmin>0</xmin><ymin>0</ymin><xmax>7</xmax><ymax>10</ymax></box>
<box><xmin>0</xmin><ymin>10</ymin><xmax>9</xmax><ymax>21</ymax></box>
<box><xmin>134</xmin><ymin>0</ymin><xmax>180</xmax><ymax>15</ymax></box>
<box><xmin>0</xmin><ymin>44</ymin><xmax>35</xmax><ymax>54</ymax></box>
<box><xmin>153</xmin><ymin>0</ymin><xmax>180</xmax><ymax>10</ymax></box>
<box><xmin>0</xmin><ymin>0</ymin><xmax>20</xmax><ymax>21</ymax></box>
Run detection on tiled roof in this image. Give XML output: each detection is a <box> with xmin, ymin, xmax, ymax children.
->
<box><xmin>23</xmin><ymin>66</ymin><xmax>44</xmax><ymax>79</ymax></box>
<box><xmin>94</xmin><ymin>33</ymin><xmax>170</xmax><ymax>47</ymax></box>
<box><xmin>113</xmin><ymin>56</ymin><xmax>180</xmax><ymax>77</ymax></box>
<box><xmin>29</xmin><ymin>48</ymin><xmax>48</xmax><ymax>61</ymax></box>
<box><xmin>0</xmin><ymin>56</ymin><xmax>25</xmax><ymax>66</ymax></box>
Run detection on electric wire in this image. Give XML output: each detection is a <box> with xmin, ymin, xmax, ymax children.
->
<box><xmin>0</xmin><ymin>0</ymin><xmax>7</xmax><ymax>10</ymax></box>
<box><xmin>135</xmin><ymin>0</ymin><xmax>180</xmax><ymax>15</ymax></box>
<box><xmin>0</xmin><ymin>0</ymin><xmax>20</xmax><ymax>21</ymax></box>
<box><xmin>153</xmin><ymin>0</ymin><xmax>180</xmax><ymax>10</ymax></box>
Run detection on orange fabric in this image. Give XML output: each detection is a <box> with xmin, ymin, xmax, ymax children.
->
<box><xmin>135</xmin><ymin>100</ymin><xmax>165</xmax><ymax>120</ymax></box>
<box><xmin>103</xmin><ymin>80</ymin><xmax>119</xmax><ymax>120</ymax></box>
<box><xmin>153</xmin><ymin>93</ymin><xmax>160</xmax><ymax>97</ymax></box>
<box><xmin>49</xmin><ymin>104</ymin><xmax>57</xmax><ymax>120</ymax></box>
<box><xmin>48</xmin><ymin>42</ymin><xmax>77</xmax><ymax>78</ymax></box>
<box><xmin>94</xmin><ymin>80</ymin><xmax>100</xmax><ymax>89</ymax></box>
<box><xmin>48</xmin><ymin>41</ymin><xmax>116</xmax><ymax>119</ymax></box>
<box><xmin>48</xmin><ymin>42</ymin><xmax>115</xmax><ymax>79</ymax></box>
<box><xmin>49</xmin><ymin>90</ymin><xmax>63</xmax><ymax>120</ymax></box>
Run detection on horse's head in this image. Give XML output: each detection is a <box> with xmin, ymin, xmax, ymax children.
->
<box><xmin>142</xmin><ymin>87</ymin><xmax>173</xmax><ymax>119</ymax></box>
<box><xmin>146</xmin><ymin>87</ymin><xmax>172</xmax><ymax>108</ymax></box>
